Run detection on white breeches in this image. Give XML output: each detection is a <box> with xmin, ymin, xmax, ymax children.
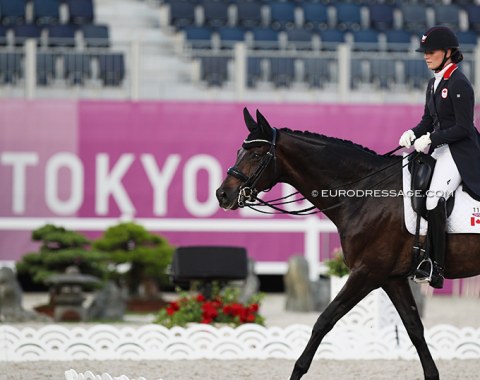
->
<box><xmin>426</xmin><ymin>145</ymin><xmax>462</xmax><ymax>210</ymax></box>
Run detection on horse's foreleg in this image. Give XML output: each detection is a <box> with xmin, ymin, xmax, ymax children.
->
<box><xmin>290</xmin><ymin>271</ymin><xmax>376</xmax><ymax>380</ymax></box>
<box><xmin>383</xmin><ymin>278</ymin><xmax>439</xmax><ymax>380</ymax></box>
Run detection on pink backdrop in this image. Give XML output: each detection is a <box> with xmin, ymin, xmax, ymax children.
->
<box><xmin>1</xmin><ymin>99</ymin><xmax>471</xmax><ymax>293</ymax></box>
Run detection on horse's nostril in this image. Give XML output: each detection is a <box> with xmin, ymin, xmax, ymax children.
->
<box><xmin>216</xmin><ymin>188</ymin><xmax>227</xmax><ymax>201</ymax></box>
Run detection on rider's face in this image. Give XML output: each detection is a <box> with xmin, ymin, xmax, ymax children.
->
<box><xmin>424</xmin><ymin>49</ymin><xmax>451</xmax><ymax>71</ymax></box>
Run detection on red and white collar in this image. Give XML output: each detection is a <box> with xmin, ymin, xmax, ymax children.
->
<box><xmin>442</xmin><ymin>63</ymin><xmax>457</xmax><ymax>80</ymax></box>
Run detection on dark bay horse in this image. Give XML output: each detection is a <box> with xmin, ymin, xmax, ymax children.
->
<box><xmin>216</xmin><ymin>108</ymin><xmax>480</xmax><ymax>380</ymax></box>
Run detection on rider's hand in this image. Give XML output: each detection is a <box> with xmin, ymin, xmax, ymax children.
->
<box><xmin>414</xmin><ymin>132</ymin><xmax>431</xmax><ymax>153</ymax></box>
<box><xmin>399</xmin><ymin>129</ymin><xmax>416</xmax><ymax>148</ymax></box>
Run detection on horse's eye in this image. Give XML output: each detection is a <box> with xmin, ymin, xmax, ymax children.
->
<box><xmin>251</xmin><ymin>152</ymin><xmax>262</xmax><ymax>160</ymax></box>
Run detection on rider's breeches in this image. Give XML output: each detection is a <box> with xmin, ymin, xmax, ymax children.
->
<box><xmin>427</xmin><ymin>144</ymin><xmax>462</xmax><ymax>210</ymax></box>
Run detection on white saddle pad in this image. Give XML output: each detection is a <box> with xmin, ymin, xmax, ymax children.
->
<box><xmin>402</xmin><ymin>155</ymin><xmax>480</xmax><ymax>235</ymax></box>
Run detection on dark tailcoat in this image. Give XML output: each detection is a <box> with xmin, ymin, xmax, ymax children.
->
<box><xmin>412</xmin><ymin>64</ymin><xmax>480</xmax><ymax>199</ymax></box>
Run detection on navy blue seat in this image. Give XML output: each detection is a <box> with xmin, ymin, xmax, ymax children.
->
<box><xmin>400</xmin><ymin>4</ymin><xmax>427</xmax><ymax>33</ymax></box>
<box><xmin>269</xmin><ymin>2</ymin><xmax>296</xmax><ymax>30</ymax></box>
<box><xmin>0</xmin><ymin>0</ymin><xmax>26</xmax><ymax>25</ymax></box>
<box><xmin>13</xmin><ymin>24</ymin><xmax>41</xmax><ymax>46</ymax></box>
<box><xmin>269</xmin><ymin>57</ymin><xmax>295</xmax><ymax>87</ymax></box>
<box><xmin>64</xmin><ymin>52</ymin><xmax>91</xmax><ymax>85</ymax></box>
<box><xmin>218</xmin><ymin>26</ymin><xmax>245</xmax><ymax>49</ymax></box>
<box><xmin>236</xmin><ymin>1</ymin><xmax>262</xmax><ymax>29</ymax></box>
<box><xmin>319</xmin><ymin>29</ymin><xmax>345</xmax><ymax>51</ymax></box>
<box><xmin>47</xmin><ymin>24</ymin><xmax>76</xmax><ymax>47</ymax></box>
<box><xmin>36</xmin><ymin>52</ymin><xmax>56</xmax><ymax>85</ymax></box>
<box><xmin>351</xmin><ymin>58</ymin><xmax>370</xmax><ymax>89</ymax></box>
<box><xmin>385</xmin><ymin>29</ymin><xmax>411</xmax><ymax>52</ymax></box>
<box><xmin>466</xmin><ymin>5</ymin><xmax>480</xmax><ymax>32</ymax></box>
<box><xmin>456</xmin><ymin>30</ymin><xmax>477</xmax><ymax>53</ymax></box>
<box><xmin>67</xmin><ymin>0</ymin><xmax>94</xmax><ymax>25</ymax></box>
<box><xmin>33</xmin><ymin>0</ymin><xmax>60</xmax><ymax>26</ymax></box>
<box><xmin>286</xmin><ymin>28</ymin><xmax>313</xmax><ymax>50</ymax></box>
<box><xmin>370</xmin><ymin>58</ymin><xmax>396</xmax><ymax>89</ymax></box>
<box><xmin>82</xmin><ymin>24</ymin><xmax>109</xmax><ymax>48</ymax></box>
<box><xmin>368</xmin><ymin>4</ymin><xmax>394</xmax><ymax>31</ymax></box>
<box><xmin>247</xmin><ymin>56</ymin><xmax>262</xmax><ymax>88</ymax></box>
<box><xmin>301</xmin><ymin>3</ymin><xmax>328</xmax><ymax>31</ymax></box>
<box><xmin>334</xmin><ymin>3</ymin><xmax>361</xmax><ymax>31</ymax></box>
<box><xmin>352</xmin><ymin>29</ymin><xmax>379</xmax><ymax>51</ymax></box>
<box><xmin>303</xmin><ymin>57</ymin><xmax>334</xmax><ymax>88</ymax></box>
<box><xmin>404</xmin><ymin>59</ymin><xmax>431</xmax><ymax>89</ymax></box>
<box><xmin>0</xmin><ymin>25</ymin><xmax>7</xmax><ymax>46</ymax></box>
<box><xmin>434</xmin><ymin>4</ymin><xmax>460</xmax><ymax>31</ymax></box>
<box><xmin>184</xmin><ymin>26</ymin><xmax>212</xmax><ymax>49</ymax></box>
<box><xmin>0</xmin><ymin>51</ymin><xmax>22</xmax><ymax>84</ymax></box>
<box><xmin>98</xmin><ymin>53</ymin><xmax>125</xmax><ymax>86</ymax></box>
<box><xmin>251</xmin><ymin>27</ymin><xmax>279</xmax><ymax>49</ymax></box>
<box><xmin>199</xmin><ymin>55</ymin><xmax>229</xmax><ymax>87</ymax></box>
<box><xmin>169</xmin><ymin>1</ymin><xmax>196</xmax><ymax>29</ymax></box>
<box><xmin>203</xmin><ymin>1</ymin><xmax>229</xmax><ymax>28</ymax></box>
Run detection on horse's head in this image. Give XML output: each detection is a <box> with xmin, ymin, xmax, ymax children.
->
<box><xmin>216</xmin><ymin>108</ymin><xmax>278</xmax><ymax>210</ymax></box>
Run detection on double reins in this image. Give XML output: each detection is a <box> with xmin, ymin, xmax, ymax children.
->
<box><xmin>227</xmin><ymin>129</ymin><xmax>418</xmax><ymax>215</ymax></box>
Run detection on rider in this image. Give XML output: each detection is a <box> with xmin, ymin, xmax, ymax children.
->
<box><xmin>399</xmin><ymin>26</ymin><xmax>480</xmax><ymax>289</ymax></box>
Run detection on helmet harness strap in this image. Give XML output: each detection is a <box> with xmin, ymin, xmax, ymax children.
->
<box><xmin>434</xmin><ymin>49</ymin><xmax>451</xmax><ymax>72</ymax></box>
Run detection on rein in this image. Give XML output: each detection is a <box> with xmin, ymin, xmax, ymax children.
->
<box><xmin>227</xmin><ymin>130</ymin><xmax>417</xmax><ymax>215</ymax></box>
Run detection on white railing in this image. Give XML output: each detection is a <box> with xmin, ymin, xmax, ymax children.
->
<box><xmin>3</xmin><ymin>39</ymin><xmax>480</xmax><ymax>102</ymax></box>
<box><xmin>0</xmin><ymin>216</ymin><xmax>337</xmax><ymax>280</ymax></box>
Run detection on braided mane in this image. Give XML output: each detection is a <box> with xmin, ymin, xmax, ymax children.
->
<box><xmin>280</xmin><ymin>127</ymin><xmax>382</xmax><ymax>157</ymax></box>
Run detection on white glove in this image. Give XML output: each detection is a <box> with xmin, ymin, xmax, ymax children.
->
<box><xmin>414</xmin><ymin>132</ymin><xmax>431</xmax><ymax>152</ymax></box>
<box><xmin>399</xmin><ymin>129</ymin><xmax>416</xmax><ymax>148</ymax></box>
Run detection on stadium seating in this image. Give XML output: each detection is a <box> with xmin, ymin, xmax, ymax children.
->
<box><xmin>433</xmin><ymin>4</ymin><xmax>460</xmax><ymax>31</ymax></box>
<box><xmin>183</xmin><ymin>26</ymin><xmax>212</xmax><ymax>49</ymax></box>
<box><xmin>301</xmin><ymin>3</ymin><xmax>328</xmax><ymax>31</ymax></box>
<box><xmin>269</xmin><ymin>2</ymin><xmax>296</xmax><ymax>31</ymax></box>
<box><xmin>98</xmin><ymin>53</ymin><xmax>125</xmax><ymax>86</ymax></box>
<box><xmin>13</xmin><ymin>24</ymin><xmax>41</xmax><ymax>46</ymax></box>
<box><xmin>36</xmin><ymin>52</ymin><xmax>56</xmax><ymax>85</ymax></box>
<box><xmin>334</xmin><ymin>3</ymin><xmax>362</xmax><ymax>31</ymax></box>
<box><xmin>0</xmin><ymin>51</ymin><xmax>23</xmax><ymax>84</ymax></box>
<box><xmin>368</xmin><ymin>4</ymin><xmax>394</xmax><ymax>31</ymax></box>
<box><xmin>319</xmin><ymin>29</ymin><xmax>345</xmax><ymax>51</ymax></box>
<box><xmin>0</xmin><ymin>0</ymin><xmax>26</xmax><ymax>25</ymax></box>
<box><xmin>218</xmin><ymin>27</ymin><xmax>246</xmax><ymax>49</ymax></box>
<box><xmin>202</xmin><ymin>1</ymin><xmax>229</xmax><ymax>28</ymax></box>
<box><xmin>246</xmin><ymin>56</ymin><xmax>263</xmax><ymax>87</ymax></box>
<box><xmin>251</xmin><ymin>27</ymin><xmax>280</xmax><ymax>50</ymax></box>
<box><xmin>236</xmin><ymin>1</ymin><xmax>263</xmax><ymax>29</ymax></box>
<box><xmin>303</xmin><ymin>57</ymin><xmax>334</xmax><ymax>88</ymax></box>
<box><xmin>82</xmin><ymin>24</ymin><xmax>110</xmax><ymax>48</ymax></box>
<box><xmin>64</xmin><ymin>52</ymin><xmax>91</xmax><ymax>85</ymax></box>
<box><xmin>199</xmin><ymin>55</ymin><xmax>229</xmax><ymax>86</ymax></box>
<box><xmin>352</xmin><ymin>29</ymin><xmax>380</xmax><ymax>51</ymax></box>
<box><xmin>466</xmin><ymin>5</ymin><xmax>480</xmax><ymax>32</ymax></box>
<box><xmin>67</xmin><ymin>0</ymin><xmax>95</xmax><ymax>25</ymax></box>
<box><xmin>0</xmin><ymin>25</ymin><xmax>7</xmax><ymax>46</ymax></box>
<box><xmin>286</xmin><ymin>28</ymin><xmax>314</xmax><ymax>50</ymax></box>
<box><xmin>400</xmin><ymin>4</ymin><xmax>428</xmax><ymax>33</ymax></box>
<box><xmin>269</xmin><ymin>56</ymin><xmax>295</xmax><ymax>87</ymax></box>
<box><xmin>47</xmin><ymin>24</ymin><xmax>76</xmax><ymax>47</ymax></box>
<box><xmin>384</xmin><ymin>29</ymin><xmax>412</xmax><ymax>52</ymax></box>
<box><xmin>33</xmin><ymin>0</ymin><xmax>61</xmax><ymax>26</ymax></box>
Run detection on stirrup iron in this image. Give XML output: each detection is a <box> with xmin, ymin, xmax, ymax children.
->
<box><xmin>413</xmin><ymin>257</ymin><xmax>433</xmax><ymax>284</ymax></box>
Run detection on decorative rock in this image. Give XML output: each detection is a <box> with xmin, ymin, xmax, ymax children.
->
<box><xmin>0</xmin><ymin>267</ymin><xmax>51</xmax><ymax>322</ymax></box>
<box><xmin>284</xmin><ymin>256</ymin><xmax>316</xmax><ymax>312</ymax></box>
<box><xmin>88</xmin><ymin>281</ymin><xmax>127</xmax><ymax>321</ymax></box>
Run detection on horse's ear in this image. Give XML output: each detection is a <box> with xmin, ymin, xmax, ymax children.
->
<box><xmin>256</xmin><ymin>109</ymin><xmax>273</xmax><ymax>136</ymax></box>
<box><xmin>243</xmin><ymin>107</ymin><xmax>257</xmax><ymax>132</ymax></box>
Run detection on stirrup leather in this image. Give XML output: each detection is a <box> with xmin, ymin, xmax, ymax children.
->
<box><xmin>413</xmin><ymin>257</ymin><xmax>434</xmax><ymax>284</ymax></box>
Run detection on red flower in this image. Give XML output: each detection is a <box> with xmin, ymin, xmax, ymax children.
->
<box><xmin>202</xmin><ymin>301</ymin><xmax>219</xmax><ymax>319</ymax></box>
<box><xmin>196</xmin><ymin>294</ymin><xmax>206</xmax><ymax>302</ymax></box>
<box><xmin>249</xmin><ymin>304</ymin><xmax>259</xmax><ymax>313</ymax></box>
<box><xmin>166</xmin><ymin>301</ymin><xmax>179</xmax><ymax>315</ymax></box>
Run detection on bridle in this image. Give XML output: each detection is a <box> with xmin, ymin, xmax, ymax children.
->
<box><xmin>227</xmin><ymin>128</ymin><xmax>278</xmax><ymax>207</ymax></box>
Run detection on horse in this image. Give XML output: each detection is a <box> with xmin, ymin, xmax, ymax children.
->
<box><xmin>216</xmin><ymin>108</ymin><xmax>480</xmax><ymax>380</ymax></box>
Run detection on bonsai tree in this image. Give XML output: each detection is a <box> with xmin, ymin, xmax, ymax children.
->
<box><xmin>16</xmin><ymin>224</ymin><xmax>107</xmax><ymax>286</ymax></box>
<box><xmin>93</xmin><ymin>222</ymin><xmax>174</xmax><ymax>298</ymax></box>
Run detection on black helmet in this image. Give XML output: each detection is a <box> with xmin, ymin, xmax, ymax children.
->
<box><xmin>416</xmin><ymin>26</ymin><xmax>459</xmax><ymax>52</ymax></box>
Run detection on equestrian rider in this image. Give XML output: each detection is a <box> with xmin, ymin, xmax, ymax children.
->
<box><xmin>399</xmin><ymin>26</ymin><xmax>480</xmax><ymax>289</ymax></box>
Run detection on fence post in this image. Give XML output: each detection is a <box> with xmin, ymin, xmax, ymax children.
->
<box><xmin>337</xmin><ymin>43</ymin><xmax>351</xmax><ymax>102</ymax></box>
<box><xmin>24</xmin><ymin>39</ymin><xmax>36</xmax><ymax>99</ymax></box>
<box><xmin>234</xmin><ymin>42</ymin><xmax>247</xmax><ymax>100</ymax></box>
<box><xmin>130</xmin><ymin>40</ymin><xmax>140</xmax><ymax>100</ymax></box>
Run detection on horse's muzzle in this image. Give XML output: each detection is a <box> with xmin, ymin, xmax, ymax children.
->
<box><xmin>216</xmin><ymin>187</ymin><xmax>239</xmax><ymax>210</ymax></box>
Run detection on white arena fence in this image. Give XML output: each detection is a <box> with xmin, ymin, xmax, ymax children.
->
<box><xmin>64</xmin><ymin>369</ymin><xmax>163</xmax><ymax>380</ymax></box>
<box><xmin>1</xmin><ymin>323</ymin><xmax>479</xmax><ymax>362</ymax></box>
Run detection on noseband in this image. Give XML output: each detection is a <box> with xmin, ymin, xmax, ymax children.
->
<box><xmin>227</xmin><ymin>128</ymin><xmax>277</xmax><ymax>207</ymax></box>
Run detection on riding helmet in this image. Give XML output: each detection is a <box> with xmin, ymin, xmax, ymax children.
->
<box><xmin>416</xmin><ymin>26</ymin><xmax>459</xmax><ymax>52</ymax></box>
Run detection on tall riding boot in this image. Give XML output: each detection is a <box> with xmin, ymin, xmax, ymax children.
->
<box><xmin>428</xmin><ymin>197</ymin><xmax>446</xmax><ymax>289</ymax></box>
<box><xmin>413</xmin><ymin>198</ymin><xmax>447</xmax><ymax>289</ymax></box>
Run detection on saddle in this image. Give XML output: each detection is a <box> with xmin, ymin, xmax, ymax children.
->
<box><xmin>408</xmin><ymin>153</ymin><xmax>455</xmax><ymax>219</ymax></box>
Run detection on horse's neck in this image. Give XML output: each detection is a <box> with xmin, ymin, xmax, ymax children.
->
<box><xmin>278</xmin><ymin>133</ymin><xmax>395</xmax><ymax>222</ymax></box>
